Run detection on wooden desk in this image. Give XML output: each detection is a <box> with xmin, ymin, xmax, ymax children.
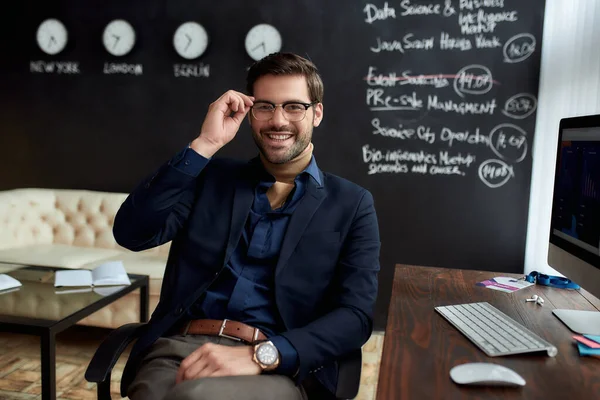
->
<box><xmin>376</xmin><ymin>265</ymin><xmax>600</xmax><ymax>399</ymax></box>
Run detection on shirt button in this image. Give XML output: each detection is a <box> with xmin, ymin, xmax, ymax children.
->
<box><xmin>184</xmin><ymin>160</ymin><xmax>190</xmax><ymax>166</ymax></box>
<box><xmin>175</xmin><ymin>306</ymin><xmax>184</xmax><ymax>316</ymax></box>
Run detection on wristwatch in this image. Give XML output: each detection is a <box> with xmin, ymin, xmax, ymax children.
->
<box><xmin>253</xmin><ymin>340</ymin><xmax>280</xmax><ymax>371</ymax></box>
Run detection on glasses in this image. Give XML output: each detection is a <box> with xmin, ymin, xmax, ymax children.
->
<box><xmin>251</xmin><ymin>101</ymin><xmax>317</xmax><ymax>122</ymax></box>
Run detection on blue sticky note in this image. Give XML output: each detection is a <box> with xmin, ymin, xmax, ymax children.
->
<box><xmin>577</xmin><ymin>342</ymin><xmax>600</xmax><ymax>356</ymax></box>
<box><xmin>584</xmin><ymin>335</ymin><xmax>600</xmax><ymax>344</ymax></box>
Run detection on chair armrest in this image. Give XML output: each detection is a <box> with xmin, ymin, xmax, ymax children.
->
<box><xmin>336</xmin><ymin>349</ymin><xmax>362</xmax><ymax>399</ymax></box>
<box><xmin>85</xmin><ymin>322</ymin><xmax>146</xmax><ymax>383</ymax></box>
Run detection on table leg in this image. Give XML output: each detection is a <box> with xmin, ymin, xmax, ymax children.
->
<box><xmin>41</xmin><ymin>331</ymin><xmax>56</xmax><ymax>400</ymax></box>
<box><xmin>140</xmin><ymin>283</ymin><xmax>149</xmax><ymax>323</ymax></box>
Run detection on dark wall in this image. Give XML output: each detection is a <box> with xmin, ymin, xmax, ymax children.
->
<box><xmin>1</xmin><ymin>1</ymin><xmax>546</xmax><ymax>329</ymax></box>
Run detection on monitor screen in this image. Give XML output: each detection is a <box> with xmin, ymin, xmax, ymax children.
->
<box><xmin>549</xmin><ymin>114</ymin><xmax>600</xmax><ymax>299</ymax></box>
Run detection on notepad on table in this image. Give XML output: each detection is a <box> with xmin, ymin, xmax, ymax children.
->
<box><xmin>0</xmin><ymin>274</ymin><xmax>22</xmax><ymax>293</ymax></box>
<box><xmin>54</xmin><ymin>261</ymin><xmax>130</xmax><ymax>287</ymax></box>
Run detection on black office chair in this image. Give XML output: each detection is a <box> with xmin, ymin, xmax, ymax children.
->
<box><xmin>85</xmin><ymin>322</ymin><xmax>362</xmax><ymax>400</ymax></box>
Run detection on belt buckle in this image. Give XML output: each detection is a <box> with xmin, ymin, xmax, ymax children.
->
<box><xmin>218</xmin><ymin>319</ymin><xmax>242</xmax><ymax>342</ymax></box>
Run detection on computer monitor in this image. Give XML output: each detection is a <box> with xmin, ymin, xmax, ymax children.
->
<box><xmin>549</xmin><ymin>113</ymin><xmax>600</xmax><ymax>335</ymax></box>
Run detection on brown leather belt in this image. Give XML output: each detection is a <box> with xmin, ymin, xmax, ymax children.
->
<box><xmin>180</xmin><ymin>319</ymin><xmax>266</xmax><ymax>344</ymax></box>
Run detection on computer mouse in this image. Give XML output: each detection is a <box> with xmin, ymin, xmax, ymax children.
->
<box><xmin>450</xmin><ymin>362</ymin><xmax>526</xmax><ymax>387</ymax></box>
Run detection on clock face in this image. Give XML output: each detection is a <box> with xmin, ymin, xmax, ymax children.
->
<box><xmin>173</xmin><ymin>22</ymin><xmax>209</xmax><ymax>60</ymax></box>
<box><xmin>103</xmin><ymin>19</ymin><xmax>136</xmax><ymax>56</ymax></box>
<box><xmin>36</xmin><ymin>19</ymin><xmax>68</xmax><ymax>55</ymax></box>
<box><xmin>257</xmin><ymin>343</ymin><xmax>278</xmax><ymax>365</ymax></box>
<box><xmin>245</xmin><ymin>24</ymin><xmax>282</xmax><ymax>61</ymax></box>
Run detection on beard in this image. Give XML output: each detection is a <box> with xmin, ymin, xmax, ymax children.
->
<box><xmin>252</xmin><ymin>124</ymin><xmax>312</xmax><ymax>164</ymax></box>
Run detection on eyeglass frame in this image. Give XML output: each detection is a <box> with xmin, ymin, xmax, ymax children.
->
<box><xmin>250</xmin><ymin>100</ymin><xmax>319</xmax><ymax>122</ymax></box>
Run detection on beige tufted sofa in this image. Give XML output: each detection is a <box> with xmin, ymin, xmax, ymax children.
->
<box><xmin>0</xmin><ymin>188</ymin><xmax>170</xmax><ymax>328</ymax></box>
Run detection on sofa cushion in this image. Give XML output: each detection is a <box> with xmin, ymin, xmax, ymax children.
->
<box><xmin>0</xmin><ymin>244</ymin><xmax>122</xmax><ymax>269</ymax></box>
<box><xmin>0</xmin><ymin>188</ymin><xmax>171</xmax><ymax>256</ymax></box>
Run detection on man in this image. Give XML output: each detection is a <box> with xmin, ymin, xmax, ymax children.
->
<box><xmin>114</xmin><ymin>52</ymin><xmax>380</xmax><ymax>400</ymax></box>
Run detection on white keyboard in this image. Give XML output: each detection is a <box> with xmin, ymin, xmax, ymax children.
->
<box><xmin>435</xmin><ymin>302</ymin><xmax>558</xmax><ymax>357</ymax></box>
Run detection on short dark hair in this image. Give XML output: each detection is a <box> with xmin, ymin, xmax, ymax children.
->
<box><xmin>246</xmin><ymin>52</ymin><xmax>324</xmax><ymax>103</ymax></box>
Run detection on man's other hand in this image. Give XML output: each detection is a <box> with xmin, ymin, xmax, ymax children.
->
<box><xmin>191</xmin><ymin>90</ymin><xmax>255</xmax><ymax>158</ymax></box>
<box><xmin>175</xmin><ymin>342</ymin><xmax>261</xmax><ymax>383</ymax></box>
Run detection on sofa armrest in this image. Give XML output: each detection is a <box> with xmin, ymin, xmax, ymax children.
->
<box><xmin>85</xmin><ymin>323</ymin><xmax>146</xmax><ymax>400</ymax></box>
<box><xmin>336</xmin><ymin>349</ymin><xmax>362</xmax><ymax>399</ymax></box>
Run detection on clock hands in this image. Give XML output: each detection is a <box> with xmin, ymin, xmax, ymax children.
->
<box><xmin>48</xmin><ymin>35</ymin><xmax>57</xmax><ymax>48</ymax></box>
<box><xmin>112</xmin><ymin>34</ymin><xmax>121</xmax><ymax>50</ymax></box>
<box><xmin>252</xmin><ymin>42</ymin><xmax>266</xmax><ymax>54</ymax></box>
<box><xmin>184</xmin><ymin>33</ymin><xmax>192</xmax><ymax>52</ymax></box>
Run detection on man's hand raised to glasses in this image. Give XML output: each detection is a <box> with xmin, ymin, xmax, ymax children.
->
<box><xmin>190</xmin><ymin>91</ymin><xmax>255</xmax><ymax>159</ymax></box>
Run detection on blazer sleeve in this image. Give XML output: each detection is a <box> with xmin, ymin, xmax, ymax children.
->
<box><xmin>278</xmin><ymin>189</ymin><xmax>381</xmax><ymax>383</ymax></box>
<box><xmin>113</xmin><ymin>147</ymin><xmax>209</xmax><ymax>251</ymax></box>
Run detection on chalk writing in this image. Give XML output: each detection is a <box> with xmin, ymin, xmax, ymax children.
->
<box><xmin>364</xmin><ymin>2</ymin><xmax>396</xmax><ymax>24</ymax></box>
<box><xmin>400</xmin><ymin>0</ymin><xmax>441</xmax><ymax>16</ymax></box>
<box><xmin>103</xmin><ymin>63</ymin><xmax>143</xmax><ymax>75</ymax></box>
<box><xmin>371</xmin><ymin>118</ymin><xmax>436</xmax><ymax>143</ymax></box>
<box><xmin>362</xmin><ymin>145</ymin><xmax>475</xmax><ymax>176</ymax></box>
<box><xmin>399</xmin><ymin>72</ymin><xmax>450</xmax><ymax>88</ymax></box>
<box><xmin>475</xmin><ymin>34</ymin><xmax>502</xmax><ymax>48</ymax></box>
<box><xmin>427</xmin><ymin>95</ymin><xmax>497</xmax><ymax>115</ymax></box>
<box><xmin>440</xmin><ymin>127</ymin><xmax>490</xmax><ymax>147</ymax></box>
<box><xmin>365</xmin><ymin>66</ymin><xmax>449</xmax><ymax>88</ymax></box>
<box><xmin>453</xmin><ymin>64</ymin><xmax>493</xmax><ymax>97</ymax></box>
<box><xmin>459</xmin><ymin>9</ymin><xmax>518</xmax><ymax>34</ymax></box>
<box><xmin>440</xmin><ymin>32</ymin><xmax>472</xmax><ymax>51</ymax></box>
<box><xmin>443</xmin><ymin>0</ymin><xmax>457</xmax><ymax>17</ymax></box>
<box><xmin>370</xmin><ymin>37</ymin><xmax>404</xmax><ymax>53</ymax></box>
<box><xmin>30</xmin><ymin>61</ymin><xmax>80</xmax><ymax>74</ymax></box>
<box><xmin>489</xmin><ymin>123</ymin><xmax>528</xmax><ymax>163</ymax></box>
<box><xmin>174</xmin><ymin>63</ymin><xmax>210</xmax><ymax>78</ymax></box>
<box><xmin>502</xmin><ymin>93</ymin><xmax>537</xmax><ymax>119</ymax></box>
<box><xmin>459</xmin><ymin>0</ymin><xmax>505</xmax><ymax>10</ymax></box>
<box><xmin>478</xmin><ymin>159</ymin><xmax>514</xmax><ymax>188</ymax></box>
<box><xmin>367</xmin><ymin>89</ymin><xmax>423</xmax><ymax>111</ymax></box>
<box><xmin>503</xmin><ymin>33</ymin><xmax>535</xmax><ymax>63</ymax></box>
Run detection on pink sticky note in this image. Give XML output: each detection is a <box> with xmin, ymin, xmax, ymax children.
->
<box><xmin>573</xmin><ymin>335</ymin><xmax>600</xmax><ymax>349</ymax></box>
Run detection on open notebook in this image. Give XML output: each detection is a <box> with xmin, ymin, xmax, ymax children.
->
<box><xmin>54</xmin><ymin>261</ymin><xmax>131</xmax><ymax>288</ymax></box>
<box><xmin>0</xmin><ymin>274</ymin><xmax>22</xmax><ymax>294</ymax></box>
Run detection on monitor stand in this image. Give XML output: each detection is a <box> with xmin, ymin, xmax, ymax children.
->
<box><xmin>553</xmin><ymin>309</ymin><xmax>600</xmax><ymax>335</ymax></box>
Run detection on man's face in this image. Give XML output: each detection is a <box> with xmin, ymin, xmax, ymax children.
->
<box><xmin>249</xmin><ymin>74</ymin><xmax>323</xmax><ymax>164</ymax></box>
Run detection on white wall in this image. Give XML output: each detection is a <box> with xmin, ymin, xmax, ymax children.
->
<box><xmin>525</xmin><ymin>0</ymin><xmax>600</xmax><ymax>275</ymax></box>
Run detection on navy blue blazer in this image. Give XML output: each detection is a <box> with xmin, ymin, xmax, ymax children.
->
<box><xmin>115</xmin><ymin>156</ymin><xmax>381</xmax><ymax>395</ymax></box>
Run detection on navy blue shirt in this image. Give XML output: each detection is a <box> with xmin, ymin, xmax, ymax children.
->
<box><xmin>171</xmin><ymin>145</ymin><xmax>321</xmax><ymax>376</ymax></box>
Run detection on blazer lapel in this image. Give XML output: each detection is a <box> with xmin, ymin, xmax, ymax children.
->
<box><xmin>275</xmin><ymin>175</ymin><xmax>326</xmax><ymax>276</ymax></box>
<box><xmin>223</xmin><ymin>169</ymin><xmax>255</xmax><ymax>266</ymax></box>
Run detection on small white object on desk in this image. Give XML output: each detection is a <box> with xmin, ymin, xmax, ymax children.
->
<box><xmin>54</xmin><ymin>261</ymin><xmax>130</xmax><ymax>287</ymax></box>
<box><xmin>0</xmin><ymin>274</ymin><xmax>22</xmax><ymax>292</ymax></box>
<box><xmin>525</xmin><ymin>294</ymin><xmax>545</xmax><ymax>305</ymax></box>
<box><xmin>450</xmin><ymin>362</ymin><xmax>526</xmax><ymax>387</ymax></box>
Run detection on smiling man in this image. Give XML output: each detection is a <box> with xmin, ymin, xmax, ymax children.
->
<box><xmin>114</xmin><ymin>52</ymin><xmax>381</xmax><ymax>400</ymax></box>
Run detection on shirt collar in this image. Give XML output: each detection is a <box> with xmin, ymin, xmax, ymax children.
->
<box><xmin>251</xmin><ymin>155</ymin><xmax>322</xmax><ymax>186</ymax></box>
<box><xmin>303</xmin><ymin>155</ymin><xmax>322</xmax><ymax>186</ymax></box>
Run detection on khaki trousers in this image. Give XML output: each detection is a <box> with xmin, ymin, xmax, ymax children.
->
<box><xmin>127</xmin><ymin>334</ymin><xmax>308</xmax><ymax>400</ymax></box>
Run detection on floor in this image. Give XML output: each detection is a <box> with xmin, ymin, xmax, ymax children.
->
<box><xmin>0</xmin><ymin>326</ymin><xmax>385</xmax><ymax>400</ymax></box>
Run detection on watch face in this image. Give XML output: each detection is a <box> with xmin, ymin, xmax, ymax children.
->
<box><xmin>245</xmin><ymin>24</ymin><xmax>282</xmax><ymax>61</ymax></box>
<box><xmin>173</xmin><ymin>22</ymin><xmax>209</xmax><ymax>59</ymax></box>
<box><xmin>103</xmin><ymin>19</ymin><xmax>136</xmax><ymax>56</ymax></box>
<box><xmin>256</xmin><ymin>342</ymin><xmax>278</xmax><ymax>366</ymax></box>
<box><xmin>36</xmin><ymin>19</ymin><xmax>68</xmax><ymax>55</ymax></box>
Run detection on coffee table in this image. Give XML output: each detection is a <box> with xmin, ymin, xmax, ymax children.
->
<box><xmin>0</xmin><ymin>264</ymin><xmax>149</xmax><ymax>400</ymax></box>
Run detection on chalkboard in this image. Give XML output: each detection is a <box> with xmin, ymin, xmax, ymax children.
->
<box><xmin>0</xmin><ymin>0</ymin><xmax>546</xmax><ymax>328</ymax></box>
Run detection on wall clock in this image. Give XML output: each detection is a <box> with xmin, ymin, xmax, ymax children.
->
<box><xmin>173</xmin><ymin>22</ymin><xmax>209</xmax><ymax>59</ymax></box>
<box><xmin>103</xmin><ymin>19</ymin><xmax>136</xmax><ymax>56</ymax></box>
<box><xmin>245</xmin><ymin>24</ymin><xmax>282</xmax><ymax>61</ymax></box>
<box><xmin>36</xmin><ymin>19</ymin><xmax>68</xmax><ymax>55</ymax></box>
